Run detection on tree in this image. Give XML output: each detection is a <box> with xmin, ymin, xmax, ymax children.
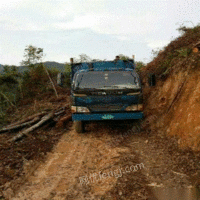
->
<box><xmin>72</xmin><ymin>54</ymin><xmax>92</xmax><ymax>63</ymax></box>
<box><xmin>78</xmin><ymin>54</ymin><xmax>91</xmax><ymax>62</ymax></box>
<box><xmin>71</xmin><ymin>54</ymin><xmax>104</xmax><ymax>63</ymax></box>
<box><xmin>118</xmin><ymin>54</ymin><xmax>130</xmax><ymax>61</ymax></box>
<box><xmin>21</xmin><ymin>45</ymin><xmax>43</xmax><ymax>67</ymax></box>
<box><xmin>21</xmin><ymin>45</ymin><xmax>58</xmax><ymax>98</ymax></box>
<box><xmin>0</xmin><ymin>65</ymin><xmax>19</xmax><ymax>85</ymax></box>
<box><xmin>64</xmin><ymin>63</ymin><xmax>71</xmax><ymax>73</ymax></box>
<box><xmin>0</xmin><ymin>65</ymin><xmax>20</xmax><ymax>117</ymax></box>
<box><xmin>136</xmin><ymin>61</ymin><xmax>146</xmax><ymax>71</ymax></box>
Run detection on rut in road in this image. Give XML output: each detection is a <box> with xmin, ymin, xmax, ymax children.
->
<box><xmin>13</xmin><ymin>127</ymin><xmax>92</xmax><ymax>199</ymax></box>
<box><xmin>13</xmin><ymin>121</ymin><xmax>193</xmax><ymax>200</ymax></box>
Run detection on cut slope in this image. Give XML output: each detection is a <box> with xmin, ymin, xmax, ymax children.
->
<box><xmin>142</xmin><ymin>26</ymin><xmax>200</xmax><ymax>151</ymax></box>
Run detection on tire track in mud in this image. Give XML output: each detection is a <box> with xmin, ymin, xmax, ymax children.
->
<box><xmin>88</xmin><ymin>121</ymin><xmax>156</xmax><ymax>200</ymax></box>
<box><xmin>12</xmin><ymin>121</ymin><xmax>158</xmax><ymax>200</ymax></box>
<box><xmin>61</xmin><ymin>121</ymin><xmax>157</xmax><ymax>200</ymax></box>
<box><xmin>12</xmin><ymin>121</ymin><xmax>145</xmax><ymax>199</ymax></box>
<box><xmin>12</xmin><ymin>120</ymin><xmax>194</xmax><ymax>200</ymax></box>
<box><xmin>13</xmin><ymin>129</ymin><xmax>92</xmax><ymax>200</ymax></box>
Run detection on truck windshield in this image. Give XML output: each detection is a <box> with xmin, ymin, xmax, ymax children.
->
<box><xmin>73</xmin><ymin>71</ymin><xmax>140</xmax><ymax>90</ymax></box>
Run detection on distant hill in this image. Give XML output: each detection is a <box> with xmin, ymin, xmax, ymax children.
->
<box><xmin>44</xmin><ymin>61</ymin><xmax>65</xmax><ymax>72</ymax></box>
<box><xmin>0</xmin><ymin>62</ymin><xmax>66</xmax><ymax>74</ymax></box>
<box><xmin>17</xmin><ymin>66</ymin><xmax>29</xmax><ymax>73</ymax></box>
<box><xmin>0</xmin><ymin>64</ymin><xmax>4</xmax><ymax>73</ymax></box>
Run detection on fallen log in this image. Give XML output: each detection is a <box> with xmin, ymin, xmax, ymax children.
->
<box><xmin>55</xmin><ymin>106</ymin><xmax>66</xmax><ymax>112</ymax></box>
<box><xmin>1</xmin><ymin>107</ymin><xmax>67</xmax><ymax>133</ymax></box>
<box><xmin>11</xmin><ymin>112</ymin><xmax>54</xmax><ymax>142</ymax></box>
<box><xmin>0</xmin><ymin>116</ymin><xmax>41</xmax><ymax>134</ymax></box>
<box><xmin>54</xmin><ymin>109</ymin><xmax>66</xmax><ymax>116</ymax></box>
<box><xmin>3</xmin><ymin>112</ymin><xmax>47</xmax><ymax>130</ymax></box>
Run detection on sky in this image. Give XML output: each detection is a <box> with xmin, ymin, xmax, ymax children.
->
<box><xmin>0</xmin><ymin>0</ymin><xmax>200</xmax><ymax>66</ymax></box>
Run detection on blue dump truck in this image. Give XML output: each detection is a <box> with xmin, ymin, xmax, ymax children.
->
<box><xmin>66</xmin><ymin>56</ymin><xmax>144</xmax><ymax>133</ymax></box>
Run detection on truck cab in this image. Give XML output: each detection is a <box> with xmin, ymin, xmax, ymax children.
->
<box><xmin>70</xmin><ymin>58</ymin><xmax>143</xmax><ymax>133</ymax></box>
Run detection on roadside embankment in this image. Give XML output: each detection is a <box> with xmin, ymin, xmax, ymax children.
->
<box><xmin>141</xmin><ymin>26</ymin><xmax>200</xmax><ymax>151</ymax></box>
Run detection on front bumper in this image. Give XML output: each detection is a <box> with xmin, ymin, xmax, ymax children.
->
<box><xmin>72</xmin><ymin>112</ymin><xmax>143</xmax><ymax>121</ymax></box>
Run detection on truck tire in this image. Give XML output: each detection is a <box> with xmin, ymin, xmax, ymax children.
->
<box><xmin>74</xmin><ymin>121</ymin><xmax>85</xmax><ymax>133</ymax></box>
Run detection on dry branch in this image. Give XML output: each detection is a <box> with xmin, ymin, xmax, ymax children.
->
<box><xmin>1</xmin><ymin>105</ymin><xmax>70</xmax><ymax>141</ymax></box>
<box><xmin>3</xmin><ymin>112</ymin><xmax>47</xmax><ymax>129</ymax></box>
<box><xmin>1</xmin><ymin>107</ymin><xmax>66</xmax><ymax>132</ymax></box>
<box><xmin>193</xmin><ymin>41</ymin><xmax>200</xmax><ymax>47</ymax></box>
<box><xmin>12</xmin><ymin>112</ymin><xmax>54</xmax><ymax>142</ymax></box>
<box><xmin>54</xmin><ymin>109</ymin><xmax>66</xmax><ymax>116</ymax></box>
<box><xmin>0</xmin><ymin>91</ymin><xmax>18</xmax><ymax>110</ymax></box>
<box><xmin>193</xmin><ymin>41</ymin><xmax>200</xmax><ymax>53</ymax></box>
<box><xmin>0</xmin><ymin>116</ymin><xmax>41</xmax><ymax>134</ymax></box>
<box><xmin>43</xmin><ymin>64</ymin><xmax>58</xmax><ymax>98</ymax></box>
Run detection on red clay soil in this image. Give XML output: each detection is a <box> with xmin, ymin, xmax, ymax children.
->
<box><xmin>141</xmin><ymin>26</ymin><xmax>200</xmax><ymax>151</ymax></box>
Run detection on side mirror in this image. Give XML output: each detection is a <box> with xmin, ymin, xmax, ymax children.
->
<box><xmin>57</xmin><ymin>72</ymin><xmax>64</xmax><ymax>87</ymax></box>
<box><xmin>148</xmin><ymin>73</ymin><xmax>156</xmax><ymax>86</ymax></box>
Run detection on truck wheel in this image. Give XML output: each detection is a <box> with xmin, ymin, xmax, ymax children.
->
<box><xmin>74</xmin><ymin>121</ymin><xmax>85</xmax><ymax>133</ymax></box>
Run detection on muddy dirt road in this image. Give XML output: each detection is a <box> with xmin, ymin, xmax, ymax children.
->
<box><xmin>11</xmin><ymin>121</ymin><xmax>200</xmax><ymax>200</ymax></box>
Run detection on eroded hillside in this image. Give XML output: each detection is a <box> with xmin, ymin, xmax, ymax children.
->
<box><xmin>142</xmin><ymin>26</ymin><xmax>200</xmax><ymax>151</ymax></box>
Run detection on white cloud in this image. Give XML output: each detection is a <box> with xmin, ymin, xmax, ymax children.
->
<box><xmin>0</xmin><ymin>17</ymin><xmax>46</xmax><ymax>31</ymax></box>
<box><xmin>116</xmin><ymin>36</ymin><xmax>131</xmax><ymax>41</ymax></box>
<box><xmin>0</xmin><ymin>0</ymin><xmax>199</xmax><ymax>65</ymax></box>
<box><xmin>54</xmin><ymin>14</ymin><xmax>96</xmax><ymax>30</ymax></box>
<box><xmin>53</xmin><ymin>12</ymin><xmax>157</xmax><ymax>37</ymax></box>
<box><xmin>0</xmin><ymin>0</ymin><xmax>158</xmax><ymax>35</ymax></box>
<box><xmin>0</xmin><ymin>0</ymin><xmax>107</xmax><ymax>31</ymax></box>
<box><xmin>94</xmin><ymin>12</ymin><xmax>157</xmax><ymax>35</ymax></box>
<box><xmin>0</xmin><ymin>0</ymin><xmax>24</xmax><ymax>10</ymax></box>
<box><xmin>147</xmin><ymin>39</ymin><xmax>170</xmax><ymax>49</ymax></box>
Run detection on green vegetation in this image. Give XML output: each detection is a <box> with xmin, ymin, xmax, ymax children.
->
<box><xmin>136</xmin><ymin>61</ymin><xmax>145</xmax><ymax>71</ymax></box>
<box><xmin>0</xmin><ymin>66</ymin><xmax>21</xmax><ymax>125</ymax></box>
<box><xmin>175</xmin><ymin>48</ymin><xmax>192</xmax><ymax>58</ymax></box>
<box><xmin>146</xmin><ymin>25</ymin><xmax>200</xmax><ymax>80</ymax></box>
<box><xmin>0</xmin><ymin>45</ymin><xmax>71</xmax><ymax>126</ymax></box>
<box><xmin>118</xmin><ymin>54</ymin><xmax>130</xmax><ymax>61</ymax></box>
<box><xmin>21</xmin><ymin>45</ymin><xmax>43</xmax><ymax>67</ymax></box>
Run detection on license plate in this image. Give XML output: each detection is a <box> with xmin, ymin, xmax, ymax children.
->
<box><xmin>102</xmin><ymin>114</ymin><xmax>114</xmax><ymax>120</ymax></box>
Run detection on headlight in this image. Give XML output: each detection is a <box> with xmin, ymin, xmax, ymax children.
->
<box><xmin>125</xmin><ymin>104</ymin><xmax>143</xmax><ymax>111</ymax></box>
<box><xmin>71</xmin><ymin>106</ymin><xmax>90</xmax><ymax>113</ymax></box>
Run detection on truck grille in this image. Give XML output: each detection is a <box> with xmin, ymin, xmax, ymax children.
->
<box><xmin>89</xmin><ymin>104</ymin><xmax>124</xmax><ymax>112</ymax></box>
<box><xmin>90</xmin><ymin>91</ymin><xmax>123</xmax><ymax>96</ymax></box>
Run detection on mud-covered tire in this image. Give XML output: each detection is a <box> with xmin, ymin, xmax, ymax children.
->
<box><xmin>74</xmin><ymin>121</ymin><xmax>85</xmax><ymax>133</ymax></box>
